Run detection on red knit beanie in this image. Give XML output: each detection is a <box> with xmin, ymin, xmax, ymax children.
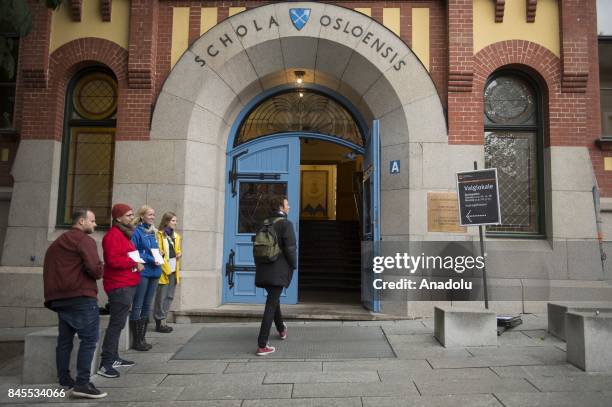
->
<box><xmin>111</xmin><ymin>203</ymin><xmax>132</xmax><ymax>220</ymax></box>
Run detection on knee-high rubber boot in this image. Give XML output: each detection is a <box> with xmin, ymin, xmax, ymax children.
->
<box><xmin>140</xmin><ymin>318</ymin><xmax>153</xmax><ymax>350</ymax></box>
<box><xmin>131</xmin><ymin>319</ymin><xmax>149</xmax><ymax>351</ymax></box>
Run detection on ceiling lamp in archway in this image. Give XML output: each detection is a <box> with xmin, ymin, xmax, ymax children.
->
<box><xmin>235</xmin><ymin>90</ymin><xmax>363</xmax><ymax>147</ymax></box>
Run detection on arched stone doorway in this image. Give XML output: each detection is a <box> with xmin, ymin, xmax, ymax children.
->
<box><xmin>140</xmin><ymin>2</ymin><xmax>447</xmax><ymax>312</ymax></box>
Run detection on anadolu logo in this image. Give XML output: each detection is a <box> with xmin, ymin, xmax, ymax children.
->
<box><xmin>290</xmin><ymin>8</ymin><xmax>311</xmax><ymax>31</ymax></box>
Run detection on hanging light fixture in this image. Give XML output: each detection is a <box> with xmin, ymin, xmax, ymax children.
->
<box><xmin>294</xmin><ymin>70</ymin><xmax>305</xmax><ymax>84</ymax></box>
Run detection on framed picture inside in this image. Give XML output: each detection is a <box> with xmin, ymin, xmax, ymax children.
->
<box><xmin>301</xmin><ymin>170</ymin><xmax>328</xmax><ymax>218</ymax></box>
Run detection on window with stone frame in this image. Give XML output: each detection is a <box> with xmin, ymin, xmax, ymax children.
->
<box><xmin>483</xmin><ymin>72</ymin><xmax>545</xmax><ymax>236</ymax></box>
<box><xmin>57</xmin><ymin>68</ymin><xmax>117</xmax><ymax>227</ymax></box>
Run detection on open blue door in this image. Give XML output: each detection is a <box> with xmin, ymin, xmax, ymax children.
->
<box><xmin>362</xmin><ymin>120</ymin><xmax>381</xmax><ymax>312</ymax></box>
<box><xmin>222</xmin><ymin>137</ymin><xmax>300</xmax><ymax>304</ymax></box>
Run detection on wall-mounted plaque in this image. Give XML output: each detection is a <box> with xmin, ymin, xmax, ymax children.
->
<box><xmin>427</xmin><ymin>192</ymin><xmax>467</xmax><ymax>233</ymax></box>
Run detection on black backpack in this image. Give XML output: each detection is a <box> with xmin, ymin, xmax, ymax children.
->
<box><xmin>252</xmin><ymin>217</ymin><xmax>283</xmax><ymax>263</ymax></box>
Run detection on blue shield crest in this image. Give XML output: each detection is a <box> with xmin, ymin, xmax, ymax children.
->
<box><xmin>290</xmin><ymin>8</ymin><xmax>311</xmax><ymax>31</ymax></box>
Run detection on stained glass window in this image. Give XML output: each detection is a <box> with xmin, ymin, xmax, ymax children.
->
<box><xmin>58</xmin><ymin>69</ymin><xmax>117</xmax><ymax>227</ymax></box>
<box><xmin>484</xmin><ymin>74</ymin><xmax>543</xmax><ymax>235</ymax></box>
<box><xmin>236</xmin><ymin>90</ymin><xmax>362</xmax><ymax>147</ymax></box>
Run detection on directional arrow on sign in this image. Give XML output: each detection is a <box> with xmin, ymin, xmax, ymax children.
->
<box><xmin>466</xmin><ymin>210</ymin><xmax>472</xmax><ymax>223</ymax></box>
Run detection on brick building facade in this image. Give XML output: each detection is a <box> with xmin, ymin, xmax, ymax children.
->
<box><xmin>0</xmin><ymin>0</ymin><xmax>610</xmax><ymax>326</ymax></box>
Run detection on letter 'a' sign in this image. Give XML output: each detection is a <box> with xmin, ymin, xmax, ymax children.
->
<box><xmin>456</xmin><ymin>169</ymin><xmax>501</xmax><ymax>226</ymax></box>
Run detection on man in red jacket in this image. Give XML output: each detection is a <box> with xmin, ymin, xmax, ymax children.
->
<box><xmin>98</xmin><ymin>203</ymin><xmax>144</xmax><ymax>379</ymax></box>
<box><xmin>43</xmin><ymin>208</ymin><xmax>106</xmax><ymax>399</ymax></box>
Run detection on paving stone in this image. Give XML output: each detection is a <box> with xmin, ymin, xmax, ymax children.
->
<box><xmin>527</xmin><ymin>376</ymin><xmax>612</xmax><ymax>392</ymax></box>
<box><xmin>292</xmin><ymin>381</ymin><xmax>419</xmax><ymax>398</ymax></box>
<box><xmin>394</xmin><ymin>347</ymin><xmax>472</xmax><ymax>359</ymax></box>
<box><xmin>93</xmin><ymin>373</ymin><xmax>167</xmax><ymax>388</ymax></box>
<box><xmin>94</xmin><ymin>386</ymin><xmax>184</xmax><ymax>402</ymax></box>
<box><xmin>302</xmin><ymin>321</ymin><xmax>344</xmax><ymax>326</ymax></box>
<box><xmin>242</xmin><ymin>398</ymin><xmax>362</xmax><ymax>407</ymax></box>
<box><xmin>497</xmin><ymin>332</ymin><xmax>544</xmax><ymax>347</ymax></box>
<box><xmin>225</xmin><ymin>361</ymin><xmax>322</xmax><ymax>373</ymax></box>
<box><xmin>466</xmin><ymin>346</ymin><xmax>567</xmax><ymax>365</ymax></box>
<box><xmin>386</xmin><ymin>334</ymin><xmax>439</xmax><ymax>347</ymax></box>
<box><xmin>428</xmin><ymin>355</ymin><xmax>544</xmax><ymax>369</ymax></box>
<box><xmin>323</xmin><ymin>359</ymin><xmax>431</xmax><ymax>372</ymax></box>
<box><xmin>177</xmin><ymin>383</ymin><xmax>292</xmax><ymax>400</ymax></box>
<box><xmin>264</xmin><ymin>371</ymin><xmax>380</xmax><ymax>383</ymax></box>
<box><xmin>362</xmin><ymin>394</ymin><xmax>503</xmax><ymax>407</ymax></box>
<box><xmin>382</xmin><ymin>324</ymin><xmax>432</xmax><ymax>335</ymax></box>
<box><xmin>357</xmin><ymin>321</ymin><xmax>397</xmax><ymax>326</ymax></box>
<box><xmin>380</xmin><ymin>367</ymin><xmax>497</xmax><ymax>382</ymax></box>
<box><xmin>128</xmin><ymin>361</ymin><xmax>228</xmax><ymax>374</ymax></box>
<box><xmin>520</xmin><ymin>330</ymin><xmax>566</xmax><ymax>345</ymax></box>
<box><xmin>127</xmin><ymin>402</ymin><xmax>241</xmax><ymax>407</ymax></box>
<box><xmin>414</xmin><ymin>377</ymin><xmax>538</xmax><ymax>395</ymax></box>
<box><xmin>24</xmin><ymin>403</ymin><xmax>129</xmax><ymax>407</ymax></box>
<box><xmin>161</xmin><ymin>373</ymin><xmax>264</xmax><ymax>387</ymax></box>
<box><xmin>0</xmin><ymin>375</ymin><xmax>20</xmax><ymax>385</ymax></box>
<box><xmin>119</xmin><ymin>352</ymin><xmax>175</xmax><ymax>364</ymax></box>
<box><xmin>494</xmin><ymin>391</ymin><xmax>610</xmax><ymax>407</ymax></box>
<box><xmin>511</xmin><ymin>315</ymin><xmax>547</xmax><ymax>331</ymax></box>
<box><xmin>150</xmin><ymin>336</ymin><xmax>197</xmax><ymax>345</ymax></box>
<box><xmin>491</xmin><ymin>364</ymin><xmax>586</xmax><ymax>378</ymax></box>
<box><xmin>124</xmin><ymin>342</ymin><xmax>183</xmax><ymax>353</ymax></box>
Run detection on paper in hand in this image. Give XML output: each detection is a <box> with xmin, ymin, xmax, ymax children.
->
<box><xmin>128</xmin><ymin>250</ymin><xmax>145</xmax><ymax>263</ymax></box>
<box><xmin>151</xmin><ymin>248</ymin><xmax>165</xmax><ymax>265</ymax></box>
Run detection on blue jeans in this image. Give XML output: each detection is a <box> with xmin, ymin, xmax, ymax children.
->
<box><xmin>56</xmin><ymin>298</ymin><xmax>99</xmax><ymax>386</ymax></box>
<box><xmin>130</xmin><ymin>276</ymin><xmax>159</xmax><ymax>321</ymax></box>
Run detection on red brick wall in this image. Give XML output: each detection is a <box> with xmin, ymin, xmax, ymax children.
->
<box><xmin>20</xmin><ymin>38</ymin><xmax>128</xmax><ymax>141</ymax></box>
<box><xmin>12</xmin><ymin>0</ymin><xmax>605</xmax><ymax>194</ymax></box>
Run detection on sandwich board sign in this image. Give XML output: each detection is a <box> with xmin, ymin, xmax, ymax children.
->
<box><xmin>456</xmin><ymin>168</ymin><xmax>501</xmax><ymax>226</ymax></box>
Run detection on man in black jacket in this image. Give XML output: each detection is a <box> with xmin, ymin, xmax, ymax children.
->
<box><xmin>254</xmin><ymin>195</ymin><xmax>297</xmax><ymax>355</ymax></box>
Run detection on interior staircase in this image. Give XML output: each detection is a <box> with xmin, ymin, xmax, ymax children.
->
<box><xmin>298</xmin><ymin>220</ymin><xmax>361</xmax><ymax>294</ymax></box>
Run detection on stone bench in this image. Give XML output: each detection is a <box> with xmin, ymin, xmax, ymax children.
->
<box><xmin>566</xmin><ymin>310</ymin><xmax>612</xmax><ymax>372</ymax></box>
<box><xmin>22</xmin><ymin>327</ymin><xmax>101</xmax><ymax>384</ymax></box>
<box><xmin>547</xmin><ymin>302</ymin><xmax>612</xmax><ymax>341</ymax></box>
<box><xmin>434</xmin><ymin>306</ymin><xmax>497</xmax><ymax>347</ymax></box>
<box><xmin>22</xmin><ymin>315</ymin><xmax>130</xmax><ymax>384</ymax></box>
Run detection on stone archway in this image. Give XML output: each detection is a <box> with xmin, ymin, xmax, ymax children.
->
<box><xmin>128</xmin><ymin>2</ymin><xmax>448</xmax><ymax>310</ymax></box>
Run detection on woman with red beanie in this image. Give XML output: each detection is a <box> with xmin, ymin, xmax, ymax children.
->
<box><xmin>97</xmin><ymin>204</ymin><xmax>143</xmax><ymax>379</ymax></box>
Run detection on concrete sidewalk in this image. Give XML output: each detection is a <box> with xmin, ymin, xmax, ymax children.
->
<box><xmin>1</xmin><ymin>314</ymin><xmax>611</xmax><ymax>406</ymax></box>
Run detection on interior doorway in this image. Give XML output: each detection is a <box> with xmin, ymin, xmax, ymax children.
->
<box><xmin>298</xmin><ymin>138</ymin><xmax>363</xmax><ymax>304</ymax></box>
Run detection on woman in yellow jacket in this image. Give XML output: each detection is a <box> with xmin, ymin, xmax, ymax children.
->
<box><xmin>153</xmin><ymin>212</ymin><xmax>182</xmax><ymax>333</ymax></box>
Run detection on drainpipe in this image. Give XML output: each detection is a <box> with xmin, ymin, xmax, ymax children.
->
<box><xmin>592</xmin><ymin>185</ymin><xmax>607</xmax><ymax>275</ymax></box>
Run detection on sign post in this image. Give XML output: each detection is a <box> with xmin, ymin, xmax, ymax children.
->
<box><xmin>456</xmin><ymin>162</ymin><xmax>501</xmax><ymax>309</ymax></box>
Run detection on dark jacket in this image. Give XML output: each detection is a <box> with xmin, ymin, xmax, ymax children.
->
<box><xmin>255</xmin><ymin>211</ymin><xmax>297</xmax><ymax>288</ymax></box>
<box><xmin>43</xmin><ymin>228</ymin><xmax>104</xmax><ymax>308</ymax></box>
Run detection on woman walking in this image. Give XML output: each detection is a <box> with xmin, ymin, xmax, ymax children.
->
<box><xmin>153</xmin><ymin>212</ymin><xmax>182</xmax><ymax>333</ymax></box>
<box><xmin>130</xmin><ymin>205</ymin><xmax>163</xmax><ymax>351</ymax></box>
<box><xmin>98</xmin><ymin>203</ymin><xmax>142</xmax><ymax>377</ymax></box>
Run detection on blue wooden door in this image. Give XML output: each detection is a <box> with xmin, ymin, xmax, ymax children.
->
<box><xmin>222</xmin><ymin>136</ymin><xmax>300</xmax><ymax>304</ymax></box>
<box><xmin>362</xmin><ymin>120</ymin><xmax>381</xmax><ymax>312</ymax></box>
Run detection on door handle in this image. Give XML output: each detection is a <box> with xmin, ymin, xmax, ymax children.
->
<box><xmin>225</xmin><ymin>249</ymin><xmax>235</xmax><ymax>289</ymax></box>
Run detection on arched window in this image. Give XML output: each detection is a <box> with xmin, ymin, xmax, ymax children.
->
<box><xmin>236</xmin><ymin>89</ymin><xmax>363</xmax><ymax>147</ymax></box>
<box><xmin>484</xmin><ymin>71</ymin><xmax>544</xmax><ymax>236</ymax></box>
<box><xmin>57</xmin><ymin>68</ymin><xmax>117</xmax><ymax>227</ymax></box>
